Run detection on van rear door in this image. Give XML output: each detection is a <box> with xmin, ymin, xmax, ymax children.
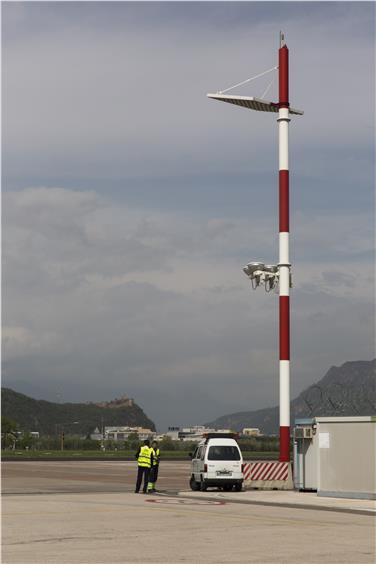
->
<box><xmin>206</xmin><ymin>445</ymin><xmax>242</xmax><ymax>479</ymax></box>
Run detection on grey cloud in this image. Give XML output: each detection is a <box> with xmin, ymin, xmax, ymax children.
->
<box><xmin>321</xmin><ymin>271</ymin><xmax>356</xmax><ymax>289</ymax></box>
<box><xmin>3</xmin><ymin>188</ymin><xmax>174</xmax><ymax>295</ymax></box>
<box><xmin>3</xmin><ymin>187</ymin><xmax>374</xmax><ymax>428</ymax></box>
<box><xmin>3</xmin><ymin>3</ymin><xmax>374</xmax><ymax>200</ymax></box>
<box><xmin>2</xmin><ymin>3</ymin><xmax>374</xmax><ymax>429</ymax></box>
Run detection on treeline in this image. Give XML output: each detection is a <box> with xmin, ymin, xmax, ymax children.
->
<box><xmin>238</xmin><ymin>437</ymin><xmax>279</xmax><ymax>452</ymax></box>
<box><xmin>155</xmin><ymin>436</ymin><xmax>279</xmax><ymax>452</ymax></box>
<box><xmin>2</xmin><ymin>416</ymin><xmax>279</xmax><ymax>452</ymax></box>
<box><xmin>2</xmin><ymin>436</ymin><xmax>279</xmax><ymax>453</ymax></box>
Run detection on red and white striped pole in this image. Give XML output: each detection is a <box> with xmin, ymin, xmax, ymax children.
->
<box><xmin>278</xmin><ymin>36</ymin><xmax>291</xmax><ymax>462</ymax></box>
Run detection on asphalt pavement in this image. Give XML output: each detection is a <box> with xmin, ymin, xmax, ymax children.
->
<box><xmin>2</xmin><ymin>460</ymin><xmax>375</xmax><ymax>564</ymax></box>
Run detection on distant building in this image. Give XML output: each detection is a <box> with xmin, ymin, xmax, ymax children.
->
<box><xmin>242</xmin><ymin>428</ymin><xmax>262</xmax><ymax>437</ymax></box>
<box><xmin>105</xmin><ymin>426</ymin><xmax>154</xmax><ymax>441</ymax></box>
<box><xmin>90</xmin><ymin>427</ymin><xmax>103</xmax><ymax>441</ymax></box>
<box><xmin>90</xmin><ymin>426</ymin><xmax>154</xmax><ymax>442</ymax></box>
<box><xmin>179</xmin><ymin>426</ymin><xmax>214</xmax><ymax>441</ymax></box>
<box><xmin>14</xmin><ymin>431</ymin><xmax>40</xmax><ymax>439</ymax></box>
<box><xmin>166</xmin><ymin>427</ymin><xmax>180</xmax><ymax>440</ymax></box>
<box><xmin>165</xmin><ymin>426</ymin><xmax>233</xmax><ymax>442</ymax></box>
<box><xmin>93</xmin><ymin>396</ymin><xmax>134</xmax><ymax>409</ymax></box>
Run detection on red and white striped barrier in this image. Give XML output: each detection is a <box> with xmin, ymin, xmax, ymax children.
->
<box><xmin>243</xmin><ymin>461</ymin><xmax>292</xmax><ymax>489</ymax></box>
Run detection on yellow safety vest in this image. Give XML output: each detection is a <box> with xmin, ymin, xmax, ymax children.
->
<box><xmin>138</xmin><ymin>445</ymin><xmax>152</xmax><ymax>468</ymax></box>
<box><xmin>152</xmin><ymin>448</ymin><xmax>160</xmax><ymax>466</ymax></box>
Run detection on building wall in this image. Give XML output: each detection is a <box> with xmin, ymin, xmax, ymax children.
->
<box><xmin>242</xmin><ymin>428</ymin><xmax>261</xmax><ymax>437</ymax></box>
<box><xmin>294</xmin><ymin>438</ymin><xmax>317</xmax><ymax>490</ymax></box>
<box><xmin>316</xmin><ymin>418</ymin><xmax>376</xmax><ymax>499</ymax></box>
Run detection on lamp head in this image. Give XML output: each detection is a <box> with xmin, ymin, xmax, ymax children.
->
<box><xmin>264</xmin><ymin>264</ymin><xmax>278</xmax><ymax>273</ymax></box>
<box><xmin>243</xmin><ymin>262</ymin><xmax>265</xmax><ymax>277</ymax></box>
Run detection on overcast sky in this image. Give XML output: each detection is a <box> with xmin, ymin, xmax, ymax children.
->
<box><xmin>2</xmin><ymin>2</ymin><xmax>375</xmax><ymax>430</ymax></box>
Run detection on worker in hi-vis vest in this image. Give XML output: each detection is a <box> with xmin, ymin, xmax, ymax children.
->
<box><xmin>147</xmin><ymin>440</ymin><xmax>160</xmax><ymax>492</ymax></box>
<box><xmin>135</xmin><ymin>439</ymin><xmax>154</xmax><ymax>494</ymax></box>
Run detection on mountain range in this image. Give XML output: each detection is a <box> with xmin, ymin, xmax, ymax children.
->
<box><xmin>2</xmin><ymin>360</ymin><xmax>375</xmax><ymax>436</ymax></box>
<box><xmin>1</xmin><ymin>389</ymin><xmax>156</xmax><ymax>435</ymax></box>
<box><xmin>206</xmin><ymin>359</ymin><xmax>375</xmax><ymax>434</ymax></box>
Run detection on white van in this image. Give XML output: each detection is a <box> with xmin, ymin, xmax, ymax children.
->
<box><xmin>189</xmin><ymin>434</ymin><xmax>243</xmax><ymax>491</ymax></box>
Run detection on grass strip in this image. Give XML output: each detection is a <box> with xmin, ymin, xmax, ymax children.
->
<box><xmin>2</xmin><ymin>449</ymin><xmax>278</xmax><ymax>460</ymax></box>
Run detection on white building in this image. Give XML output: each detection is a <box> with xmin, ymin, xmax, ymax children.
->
<box><xmin>179</xmin><ymin>426</ymin><xmax>214</xmax><ymax>441</ymax></box>
<box><xmin>165</xmin><ymin>426</ymin><xmax>234</xmax><ymax>442</ymax></box>
<box><xmin>90</xmin><ymin>426</ymin><xmax>154</xmax><ymax>442</ymax></box>
<box><xmin>165</xmin><ymin>427</ymin><xmax>180</xmax><ymax>440</ymax></box>
<box><xmin>242</xmin><ymin>428</ymin><xmax>262</xmax><ymax>437</ymax></box>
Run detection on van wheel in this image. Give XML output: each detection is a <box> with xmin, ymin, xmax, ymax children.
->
<box><xmin>189</xmin><ymin>476</ymin><xmax>200</xmax><ymax>491</ymax></box>
<box><xmin>200</xmin><ymin>481</ymin><xmax>207</xmax><ymax>492</ymax></box>
<box><xmin>234</xmin><ymin>483</ymin><xmax>242</xmax><ymax>492</ymax></box>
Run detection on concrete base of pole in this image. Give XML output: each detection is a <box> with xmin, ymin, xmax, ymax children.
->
<box><xmin>243</xmin><ymin>461</ymin><xmax>293</xmax><ymax>491</ymax></box>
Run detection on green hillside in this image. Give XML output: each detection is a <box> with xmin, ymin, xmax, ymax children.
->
<box><xmin>1</xmin><ymin>388</ymin><xmax>156</xmax><ymax>435</ymax></box>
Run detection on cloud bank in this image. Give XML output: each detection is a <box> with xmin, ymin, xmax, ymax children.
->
<box><xmin>2</xmin><ymin>3</ymin><xmax>374</xmax><ymax>429</ymax></box>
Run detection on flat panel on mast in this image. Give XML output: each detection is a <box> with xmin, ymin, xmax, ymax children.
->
<box><xmin>207</xmin><ymin>93</ymin><xmax>303</xmax><ymax>115</ymax></box>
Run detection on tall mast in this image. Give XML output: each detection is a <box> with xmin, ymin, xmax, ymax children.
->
<box><xmin>207</xmin><ymin>32</ymin><xmax>303</xmax><ymax>465</ymax></box>
<box><xmin>278</xmin><ymin>34</ymin><xmax>291</xmax><ymax>462</ymax></box>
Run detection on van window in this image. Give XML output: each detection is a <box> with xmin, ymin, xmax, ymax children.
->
<box><xmin>207</xmin><ymin>446</ymin><xmax>241</xmax><ymax>461</ymax></box>
<box><xmin>196</xmin><ymin>446</ymin><xmax>202</xmax><ymax>459</ymax></box>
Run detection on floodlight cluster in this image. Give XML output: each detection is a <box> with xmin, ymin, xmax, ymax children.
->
<box><xmin>243</xmin><ymin>262</ymin><xmax>291</xmax><ymax>293</ymax></box>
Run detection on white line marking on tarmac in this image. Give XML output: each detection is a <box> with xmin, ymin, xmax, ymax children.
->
<box><xmin>146</xmin><ymin>498</ymin><xmax>225</xmax><ymax>506</ymax></box>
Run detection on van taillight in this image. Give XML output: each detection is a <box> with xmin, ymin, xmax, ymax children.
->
<box><xmin>241</xmin><ymin>464</ymin><xmax>245</xmax><ymax>472</ymax></box>
<box><xmin>204</xmin><ymin>464</ymin><xmax>208</xmax><ymax>472</ymax></box>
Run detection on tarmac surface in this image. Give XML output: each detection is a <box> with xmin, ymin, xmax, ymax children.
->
<box><xmin>2</xmin><ymin>460</ymin><xmax>189</xmax><ymax>495</ymax></box>
<box><xmin>2</xmin><ymin>461</ymin><xmax>376</xmax><ymax>564</ymax></box>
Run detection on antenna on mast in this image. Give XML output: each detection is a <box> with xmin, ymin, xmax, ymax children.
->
<box><xmin>280</xmin><ymin>31</ymin><xmax>285</xmax><ymax>48</ymax></box>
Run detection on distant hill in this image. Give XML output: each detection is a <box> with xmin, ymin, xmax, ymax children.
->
<box><xmin>206</xmin><ymin>360</ymin><xmax>376</xmax><ymax>434</ymax></box>
<box><xmin>1</xmin><ymin>388</ymin><xmax>156</xmax><ymax>435</ymax></box>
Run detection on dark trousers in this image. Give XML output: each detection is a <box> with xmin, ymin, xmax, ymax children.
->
<box><xmin>135</xmin><ymin>466</ymin><xmax>150</xmax><ymax>493</ymax></box>
<box><xmin>150</xmin><ymin>464</ymin><xmax>159</xmax><ymax>484</ymax></box>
